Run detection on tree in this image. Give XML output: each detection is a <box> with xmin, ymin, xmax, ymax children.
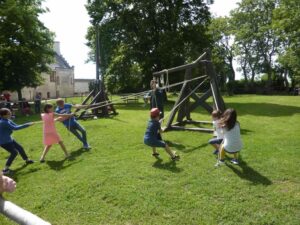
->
<box><xmin>86</xmin><ymin>0</ymin><xmax>212</xmax><ymax>93</ymax></box>
<box><xmin>0</xmin><ymin>0</ymin><xmax>54</xmax><ymax>100</ymax></box>
<box><xmin>208</xmin><ymin>16</ymin><xmax>236</xmax><ymax>94</ymax></box>
<box><xmin>273</xmin><ymin>0</ymin><xmax>300</xmax><ymax>88</ymax></box>
<box><xmin>231</xmin><ymin>0</ymin><xmax>279</xmax><ymax>89</ymax></box>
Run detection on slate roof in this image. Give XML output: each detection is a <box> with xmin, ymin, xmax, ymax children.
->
<box><xmin>55</xmin><ymin>52</ymin><xmax>72</xmax><ymax>69</ymax></box>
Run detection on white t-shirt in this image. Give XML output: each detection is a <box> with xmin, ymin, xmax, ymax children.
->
<box><xmin>213</xmin><ymin>120</ymin><xmax>224</xmax><ymax>139</ymax></box>
<box><xmin>223</xmin><ymin>122</ymin><xmax>242</xmax><ymax>153</ymax></box>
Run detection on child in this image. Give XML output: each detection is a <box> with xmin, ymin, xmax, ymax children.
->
<box><xmin>144</xmin><ymin>108</ymin><xmax>180</xmax><ymax>161</ymax></box>
<box><xmin>0</xmin><ymin>108</ymin><xmax>34</xmax><ymax>175</ymax></box>
<box><xmin>55</xmin><ymin>99</ymin><xmax>90</xmax><ymax>149</ymax></box>
<box><xmin>208</xmin><ymin>110</ymin><xmax>223</xmax><ymax>154</ymax></box>
<box><xmin>40</xmin><ymin>104</ymin><xmax>69</xmax><ymax>162</ymax></box>
<box><xmin>215</xmin><ymin>108</ymin><xmax>242</xmax><ymax>166</ymax></box>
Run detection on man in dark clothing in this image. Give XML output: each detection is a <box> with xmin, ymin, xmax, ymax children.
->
<box><xmin>145</xmin><ymin>80</ymin><xmax>164</xmax><ymax>119</ymax></box>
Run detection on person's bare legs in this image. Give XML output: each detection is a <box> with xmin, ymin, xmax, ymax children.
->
<box><xmin>152</xmin><ymin>147</ymin><xmax>158</xmax><ymax>155</ymax></box>
<box><xmin>219</xmin><ymin>145</ymin><xmax>226</xmax><ymax>161</ymax></box>
<box><xmin>59</xmin><ymin>141</ymin><xmax>69</xmax><ymax>158</ymax></box>
<box><xmin>40</xmin><ymin>145</ymin><xmax>51</xmax><ymax>161</ymax></box>
<box><xmin>233</xmin><ymin>153</ymin><xmax>238</xmax><ymax>160</ymax></box>
<box><xmin>164</xmin><ymin>144</ymin><xmax>176</xmax><ymax>158</ymax></box>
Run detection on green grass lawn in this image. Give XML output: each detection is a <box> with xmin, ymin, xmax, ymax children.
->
<box><xmin>0</xmin><ymin>95</ymin><xmax>299</xmax><ymax>225</ymax></box>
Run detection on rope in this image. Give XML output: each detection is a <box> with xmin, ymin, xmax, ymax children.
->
<box><xmin>74</xmin><ymin>75</ymin><xmax>209</xmax><ymax>114</ymax></box>
<box><xmin>160</xmin><ymin>76</ymin><xmax>209</xmax><ymax>124</ymax></box>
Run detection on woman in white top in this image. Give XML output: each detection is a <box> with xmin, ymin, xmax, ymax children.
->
<box><xmin>216</xmin><ymin>108</ymin><xmax>242</xmax><ymax>166</ymax></box>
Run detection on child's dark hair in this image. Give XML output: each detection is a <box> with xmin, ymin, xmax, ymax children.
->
<box><xmin>211</xmin><ymin>109</ymin><xmax>222</xmax><ymax>119</ymax></box>
<box><xmin>44</xmin><ymin>103</ymin><xmax>53</xmax><ymax>113</ymax></box>
<box><xmin>0</xmin><ymin>108</ymin><xmax>11</xmax><ymax>117</ymax></box>
<box><xmin>219</xmin><ymin>108</ymin><xmax>237</xmax><ymax>131</ymax></box>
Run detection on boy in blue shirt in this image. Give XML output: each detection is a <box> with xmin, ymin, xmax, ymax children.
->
<box><xmin>144</xmin><ymin>108</ymin><xmax>180</xmax><ymax>161</ymax></box>
<box><xmin>0</xmin><ymin>108</ymin><xmax>34</xmax><ymax>175</ymax></box>
<box><xmin>55</xmin><ymin>99</ymin><xmax>90</xmax><ymax>149</ymax></box>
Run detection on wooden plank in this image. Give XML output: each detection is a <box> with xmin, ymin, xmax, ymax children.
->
<box><xmin>170</xmin><ymin>126</ymin><xmax>213</xmax><ymax>133</ymax></box>
<box><xmin>189</xmin><ymin>90</ymin><xmax>212</xmax><ymax>112</ymax></box>
<box><xmin>184</xmin><ymin>120</ymin><xmax>213</xmax><ymax>125</ymax></box>
<box><xmin>177</xmin><ymin>68</ymin><xmax>192</xmax><ymax>122</ymax></box>
<box><xmin>153</xmin><ymin>52</ymin><xmax>207</xmax><ymax>76</ymax></box>
<box><xmin>165</xmin><ymin>80</ymin><xmax>189</xmax><ymax>129</ymax></box>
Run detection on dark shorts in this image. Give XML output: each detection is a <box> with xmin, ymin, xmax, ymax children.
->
<box><xmin>208</xmin><ymin>138</ymin><xmax>223</xmax><ymax>145</ymax></box>
<box><xmin>144</xmin><ymin>138</ymin><xmax>166</xmax><ymax>148</ymax></box>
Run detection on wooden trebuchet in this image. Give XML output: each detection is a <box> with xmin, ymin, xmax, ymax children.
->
<box><xmin>153</xmin><ymin>50</ymin><xmax>226</xmax><ymax>132</ymax></box>
<box><xmin>0</xmin><ymin>197</ymin><xmax>51</xmax><ymax>225</ymax></box>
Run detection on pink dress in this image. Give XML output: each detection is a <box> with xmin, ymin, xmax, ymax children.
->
<box><xmin>41</xmin><ymin>112</ymin><xmax>61</xmax><ymax>145</ymax></box>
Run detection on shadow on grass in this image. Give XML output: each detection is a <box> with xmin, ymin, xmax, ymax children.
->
<box><xmin>227</xmin><ymin>159</ymin><xmax>272</xmax><ymax>186</ymax></box>
<box><xmin>152</xmin><ymin>158</ymin><xmax>183</xmax><ymax>173</ymax></box>
<box><xmin>226</xmin><ymin>102</ymin><xmax>300</xmax><ymax>117</ymax></box>
<box><xmin>165</xmin><ymin>141</ymin><xmax>186</xmax><ymax>150</ymax></box>
<box><xmin>183</xmin><ymin>143</ymin><xmax>209</xmax><ymax>153</ymax></box>
<box><xmin>46</xmin><ymin>148</ymin><xmax>87</xmax><ymax>171</ymax></box>
<box><xmin>11</xmin><ymin>163</ymin><xmax>41</xmax><ymax>181</ymax></box>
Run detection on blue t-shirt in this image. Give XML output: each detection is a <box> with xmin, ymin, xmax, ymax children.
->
<box><xmin>0</xmin><ymin>118</ymin><xmax>30</xmax><ymax>145</ymax></box>
<box><xmin>144</xmin><ymin>119</ymin><xmax>161</xmax><ymax>140</ymax></box>
<box><xmin>55</xmin><ymin>104</ymin><xmax>77</xmax><ymax>127</ymax></box>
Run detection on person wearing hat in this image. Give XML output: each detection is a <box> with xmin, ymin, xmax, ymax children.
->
<box><xmin>144</xmin><ymin>108</ymin><xmax>180</xmax><ymax>161</ymax></box>
<box><xmin>144</xmin><ymin>80</ymin><xmax>164</xmax><ymax>119</ymax></box>
<box><xmin>55</xmin><ymin>99</ymin><xmax>90</xmax><ymax>149</ymax></box>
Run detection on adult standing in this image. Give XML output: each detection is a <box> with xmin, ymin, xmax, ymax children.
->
<box><xmin>34</xmin><ymin>92</ymin><xmax>42</xmax><ymax>114</ymax></box>
<box><xmin>55</xmin><ymin>99</ymin><xmax>91</xmax><ymax>149</ymax></box>
<box><xmin>145</xmin><ymin>80</ymin><xmax>165</xmax><ymax>119</ymax></box>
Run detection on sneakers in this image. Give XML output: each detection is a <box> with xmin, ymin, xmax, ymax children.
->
<box><xmin>230</xmin><ymin>159</ymin><xmax>239</xmax><ymax>165</ymax></box>
<box><xmin>40</xmin><ymin>159</ymin><xmax>45</xmax><ymax>163</ymax></box>
<box><xmin>215</xmin><ymin>160</ymin><xmax>225</xmax><ymax>167</ymax></box>
<box><xmin>171</xmin><ymin>155</ymin><xmax>180</xmax><ymax>161</ymax></box>
<box><xmin>83</xmin><ymin>144</ymin><xmax>91</xmax><ymax>150</ymax></box>
<box><xmin>25</xmin><ymin>159</ymin><xmax>34</xmax><ymax>164</ymax></box>
<box><xmin>152</xmin><ymin>153</ymin><xmax>160</xmax><ymax>157</ymax></box>
<box><xmin>2</xmin><ymin>168</ymin><xmax>12</xmax><ymax>175</ymax></box>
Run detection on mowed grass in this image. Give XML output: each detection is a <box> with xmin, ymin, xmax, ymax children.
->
<box><xmin>0</xmin><ymin>95</ymin><xmax>299</xmax><ymax>225</ymax></box>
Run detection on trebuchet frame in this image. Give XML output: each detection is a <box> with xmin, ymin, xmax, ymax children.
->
<box><xmin>153</xmin><ymin>50</ymin><xmax>225</xmax><ymax>132</ymax></box>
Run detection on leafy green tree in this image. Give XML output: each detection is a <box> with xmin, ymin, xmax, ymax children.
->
<box><xmin>231</xmin><ymin>0</ymin><xmax>279</xmax><ymax>88</ymax></box>
<box><xmin>86</xmin><ymin>0</ymin><xmax>212</xmax><ymax>93</ymax></box>
<box><xmin>209</xmin><ymin>17</ymin><xmax>235</xmax><ymax>82</ymax></box>
<box><xmin>273</xmin><ymin>0</ymin><xmax>300</xmax><ymax>88</ymax></box>
<box><xmin>0</xmin><ymin>0</ymin><xmax>54</xmax><ymax>100</ymax></box>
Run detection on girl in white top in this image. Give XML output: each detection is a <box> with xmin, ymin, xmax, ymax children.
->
<box><xmin>216</xmin><ymin>108</ymin><xmax>242</xmax><ymax>166</ymax></box>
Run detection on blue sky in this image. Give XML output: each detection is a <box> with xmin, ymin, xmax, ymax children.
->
<box><xmin>39</xmin><ymin>0</ymin><xmax>241</xmax><ymax>79</ymax></box>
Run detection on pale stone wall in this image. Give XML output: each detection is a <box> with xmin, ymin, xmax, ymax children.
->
<box><xmin>74</xmin><ymin>79</ymin><xmax>93</xmax><ymax>94</ymax></box>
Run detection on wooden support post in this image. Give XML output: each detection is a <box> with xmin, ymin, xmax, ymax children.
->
<box><xmin>177</xmin><ymin>68</ymin><xmax>192</xmax><ymax>122</ymax></box>
<box><xmin>164</xmin><ymin>81</ymin><xmax>188</xmax><ymax>130</ymax></box>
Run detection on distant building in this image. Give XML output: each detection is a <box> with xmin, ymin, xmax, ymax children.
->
<box><xmin>74</xmin><ymin>79</ymin><xmax>94</xmax><ymax>95</ymax></box>
<box><xmin>11</xmin><ymin>42</ymin><xmax>74</xmax><ymax>101</ymax></box>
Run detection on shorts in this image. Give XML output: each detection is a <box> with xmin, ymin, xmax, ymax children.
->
<box><xmin>144</xmin><ymin>138</ymin><xmax>166</xmax><ymax>148</ymax></box>
<box><xmin>208</xmin><ymin>138</ymin><xmax>223</xmax><ymax>145</ymax></box>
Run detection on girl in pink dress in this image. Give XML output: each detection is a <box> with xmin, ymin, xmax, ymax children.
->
<box><xmin>40</xmin><ymin>104</ymin><xmax>69</xmax><ymax>162</ymax></box>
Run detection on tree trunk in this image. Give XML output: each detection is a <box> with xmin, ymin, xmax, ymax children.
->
<box><xmin>17</xmin><ymin>89</ymin><xmax>22</xmax><ymax>101</ymax></box>
<box><xmin>228</xmin><ymin>56</ymin><xmax>235</xmax><ymax>81</ymax></box>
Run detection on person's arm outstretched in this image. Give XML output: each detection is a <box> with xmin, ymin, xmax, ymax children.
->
<box><xmin>7</xmin><ymin>121</ymin><xmax>34</xmax><ymax>131</ymax></box>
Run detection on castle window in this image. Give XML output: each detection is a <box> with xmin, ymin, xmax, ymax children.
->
<box><xmin>50</xmin><ymin>71</ymin><xmax>56</xmax><ymax>82</ymax></box>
